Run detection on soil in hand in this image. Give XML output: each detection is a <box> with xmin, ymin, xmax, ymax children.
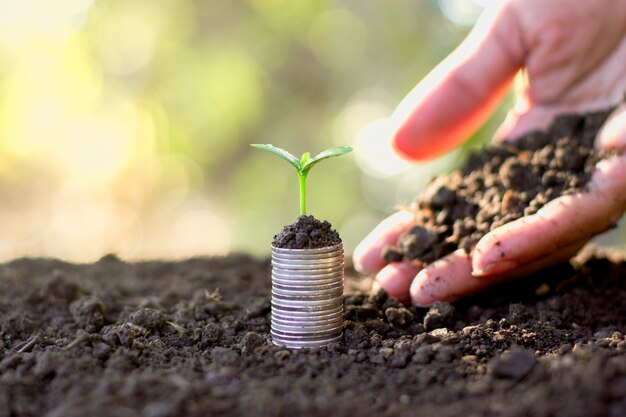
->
<box><xmin>384</xmin><ymin>104</ymin><xmax>619</xmax><ymax>264</ymax></box>
<box><xmin>0</xmin><ymin>252</ymin><xmax>625</xmax><ymax>416</ymax></box>
<box><xmin>273</xmin><ymin>215</ymin><xmax>341</xmax><ymax>249</ymax></box>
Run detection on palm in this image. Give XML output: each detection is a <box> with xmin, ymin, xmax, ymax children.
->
<box><xmin>496</xmin><ymin>0</ymin><xmax>626</xmax><ymax>142</ymax></box>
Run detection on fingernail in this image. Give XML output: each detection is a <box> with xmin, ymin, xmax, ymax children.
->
<box><xmin>535</xmin><ymin>204</ymin><xmax>555</xmax><ymax>216</ymax></box>
<box><xmin>410</xmin><ymin>295</ymin><xmax>433</xmax><ymax>308</ymax></box>
<box><xmin>410</xmin><ymin>292</ymin><xmax>433</xmax><ymax>307</ymax></box>
<box><xmin>352</xmin><ymin>252</ymin><xmax>365</xmax><ymax>273</ymax></box>
<box><xmin>472</xmin><ymin>260</ymin><xmax>518</xmax><ymax>277</ymax></box>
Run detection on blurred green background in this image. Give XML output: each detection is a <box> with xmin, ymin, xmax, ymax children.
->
<box><xmin>0</xmin><ymin>0</ymin><xmax>512</xmax><ymax>261</ymax></box>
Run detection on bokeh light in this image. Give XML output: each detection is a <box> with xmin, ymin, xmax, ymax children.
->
<box><xmin>437</xmin><ymin>0</ymin><xmax>486</xmax><ymax>26</ymax></box>
<box><xmin>0</xmin><ymin>0</ymin><xmax>507</xmax><ymax>262</ymax></box>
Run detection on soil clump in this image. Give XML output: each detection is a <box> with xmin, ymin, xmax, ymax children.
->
<box><xmin>273</xmin><ymin>215</ymin><xmax>341</xmax><ymax>249</ymax></box>
<box><xmin>384</xmin><ymin>105</ymin><xmax>618</xmax><ymax>263</ymax></box>
<box><xmin>0</xmin><ymin>251</ymin><xmax>625</xmax><ymax>416</ymax></box>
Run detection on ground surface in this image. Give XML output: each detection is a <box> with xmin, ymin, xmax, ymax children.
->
<box><xmin>0</xmin><ymin>251</ymin><xmax>625</xmax><ymax>417</ymax></box>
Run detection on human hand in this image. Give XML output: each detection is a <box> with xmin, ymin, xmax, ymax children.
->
<box><xmin>354</xmin><ymin>0</ymin><xmax>626</xmax><ymax>305</ymax></box>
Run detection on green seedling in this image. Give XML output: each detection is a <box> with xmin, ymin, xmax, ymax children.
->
<box><xmin>251</xmin><ymin>144</ymin><xmax>353</xmax><ymax>215</ymax></box>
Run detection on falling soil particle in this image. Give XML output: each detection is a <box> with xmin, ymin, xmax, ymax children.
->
<box><xmin>273</xmin><ymin>215</ymin><xmax>341</xmax><ymax>249</ymax></box>
<box><xmin>384</xmin><ymin>104</ymin><xmax>620</xmax><ymax>263</ymax></box>
<box><xmin>0</xmin><ymin>250</ymin><xmax>625</xmax><ymax>416</ymax></box>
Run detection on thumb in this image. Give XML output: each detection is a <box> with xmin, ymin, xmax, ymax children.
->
<box><xmin>392</xmin><ymin>1</ymin><xmax>525</xmax><ymax>160</ymax></box>
<box><xmin>596</xmin><ymin>103</ymin><xmax>626</xmax><ymax>151</ymax></box>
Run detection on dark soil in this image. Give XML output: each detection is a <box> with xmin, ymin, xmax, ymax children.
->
<box><xmin>273</xmin><ymin>215</ymin><xmax>341</xmax><ymax>249</ymax></box>
<box><xmin>384</xmin><ymin>105</ymin><xmax>618</xmax><ymax>264</ymax></box>
<box><xmin>1</xmin><ymin>251</ymin><xmax>625</xmax><ymax>416</ymax></box>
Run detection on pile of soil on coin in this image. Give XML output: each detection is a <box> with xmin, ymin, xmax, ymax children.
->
<box><xmin>384</xmin><ymin>105</ymin><xmax>618</xmax><ymax>264</ymax></box>
<box><xmin>273</xmin><ymin>215</ymin><xmax>341</xmax><ymax>249</ymax></box>
<box><xmin>0</xmin><ymin>251</ymin><xmax>625</xmax><ymax>417</ymax></box>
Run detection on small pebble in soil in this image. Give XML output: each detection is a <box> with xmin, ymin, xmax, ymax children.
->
<box><xmin>345</xmin><ymin>304</ymin><xmax>380</xmax><ymax>321</ymax></box>
<box><xmin>372</xmin><ymin>289</ymin><xmax>389</xmax><ymax>306</ymax></box>
<box><xmin>423</xmin><ymin>302</ymin><xmax>456</xmax><ymax>331</ymax></box>
<box><xmin>344</xmin><ymin>323</ymin><xmax>370</xmax><ymax>349</ymax></box>
<box><xmin>385</xmin><ymin>307</ymin><xmax>414</xmax><ymax>328</ymax></box>
<box><xmin>489</xmin><ymin>347</ymin><xmax>537</xmax><ymax>381</ymax></box>
<box><xmin>201</xmin><ymin>323</ymin><xmax>223</xmax><ymax>348</ymax></box>
<box><xmin>239</xmin><ymin>331</ymin><xmax>265</xmax><ymax>354</ymax></box>
<box><xmin>129</xmin><ymin>308</ymin><xmax>165</xmax><ymax>332</ymax></box>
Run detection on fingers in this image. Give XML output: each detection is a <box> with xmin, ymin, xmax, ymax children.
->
<box><xmin>372</xmin><ymin>261</ymin><xmax>421</xmax><ymax>304</ymax></box>
<box><xmin>495</xmin><ymin>97</ymin><xmax>626</xmax><ymax>144</ymax></box>
<box><xmin>473</xmin><ymin>153</ymin><xmax>626</xmax><ymax>276</ymax></box>
<box><xmin>391</xmin><ymin>2</ymin><xmax>525</xmax><ymax>160</ymax></box>
<box><xmin>410</xmin><ymin>249</ymin><xmax>472</xmax><ymax>306</ymax></box>
<box><xmin>597</xmin><ymin>104</ymin><xmax>626</xmax><ymax>150</ymax></box>
<box><xmin>410</xmin><ymin>240</ymin><xmax>585</xmax><ymax>306</ymax></box>
<box><xmin>365</xmin><ymin>147</ymin><xmax>626</xmax><ymax>304</ymax></box>
<box><xmin>493</xmin><ymin>97</ymin><xmax>560</xmax><ymax>142</ymax></box>
<box><xmin>353</xmin><ymin>211</ymin><xmax>415</xmax><ymax>275</ymax></box>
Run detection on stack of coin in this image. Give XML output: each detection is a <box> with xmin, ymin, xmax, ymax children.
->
<box><xmin>270</xmin><ymin>244</ymin><xmax>344</xmax><ymax>348</ymax></box>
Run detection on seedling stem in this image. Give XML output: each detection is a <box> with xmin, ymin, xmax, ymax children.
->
<box><xmin>299</xmin><ymin>172</ymin><xmax>308</xmax><ymax>215</ymax></box>
<box><xmin>251</xmin><ymin>144</ymin><xmax>352</xmax><ymax>216</ymax></box>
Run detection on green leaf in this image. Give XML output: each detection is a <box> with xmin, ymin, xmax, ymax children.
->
<box><xmin>250</xmin><ymin>144</ymin><xmax>301</xmax><ymax>170</ymax></box>
<box><xmin>299</xmin><ymin>152</ymin><xmax>310</xmax><ymax>167</ymax></box>
<box><xmin>301</xmin><ymin>145</ymin><xmax>353</xmax><ymax>174</ymax></box>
